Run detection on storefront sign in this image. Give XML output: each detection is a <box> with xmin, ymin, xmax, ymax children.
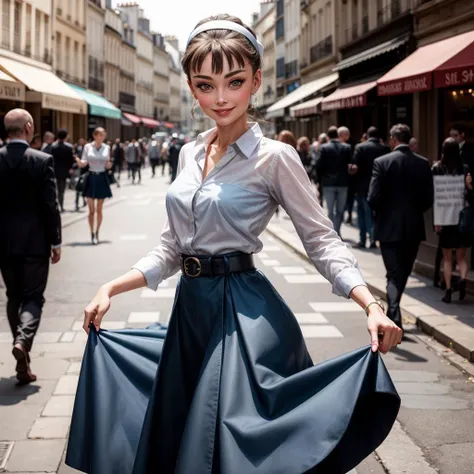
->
<box><xmin>435</xmin><ymin>66</ymin><xmax>474</xmax><ymax>88</ymax></box>
<box><xmin>0</xmin><ymin>79</ymin><xmax>25</xmax><ymax>101</ymax></box>
<box><xmin>433</xmin><ymin>175</ymin><xmax>465</xmax><ymax>226</ymax></box>
<box><xmin>321</xmin><ymin>94</ymin><xmax>367</xmax><ymax>111</ymax></box>
<box><xmin>42</xmin><ymin>93</ymin><xmax>87</xmax><ymax>115</ymax></box>
<box><xmin>377</xmin><ymin>73</ymin><xmax>432</xmax><ymax>96</ymax></box>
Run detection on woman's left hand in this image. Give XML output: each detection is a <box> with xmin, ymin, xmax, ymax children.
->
<box><xmin>106</xmin><ymin>160</ymin><xmax>113</xmax><ymax>170</ymax></box>
<box><xmin>367</xmin><ymin>306</ymin><xmax>403</xmax><ymax>354</ymax></box>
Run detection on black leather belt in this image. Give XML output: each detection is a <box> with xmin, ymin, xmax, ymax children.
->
<box><xmin>180</xmin><ymin>253</ymin><xmax>255</xmax><ymax>278</ymax></box>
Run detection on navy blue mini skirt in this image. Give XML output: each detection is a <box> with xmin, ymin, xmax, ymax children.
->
<box><xmin>83</xmin><ymin>172</ymin><xmax>112</xmax><ymax>199</ymax></box>
<box><xmin>66</xmin><ymin>267</ymin><xmax>400</xmax><ymax>474</ymax></box>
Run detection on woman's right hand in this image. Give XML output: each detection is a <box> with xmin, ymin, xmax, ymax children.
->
<box><xmin>83</xmin><ymin>286</ymin><xmax>111</xmax><ymax>334</ymax></box>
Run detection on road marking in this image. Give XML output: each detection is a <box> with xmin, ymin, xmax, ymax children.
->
<box><xmin>273</xmin><ymin>266</ymin><xmax>307</xmax><ymax>275</ymax></box>
<box><xmin>257</xmin><ymin>252</ymin><xmax>269</xmax><ymax>259</ymax></box>
<box><xmin>101</xmin><ymin>321</ymin><xmax>127</xmax><ymax>330</ymax></box>
<box><xmin>128</xmin><ymin>198</ymin><xmax>153</xmax><ymax>206</ymax></box>
<box><xmin>300</xmin><ymin>325</ymin><xmax>344</xmax><ymax>338</ymax></box>
<box><xmin>284</xmin><ymin>275</ymin><xmax>327</xmax><ymax>283</ymax></box>
<box><xmin>154</xmin><ymin>288</ymin><xmax>176</xmax><ymax>298</ymax></box>
<box><xmin>72</xmin><ymin>322</ymin><xmax>83</xmax><ymax>332</ymax></box>
<box><xmin>60</xmin><ymin>332</ymin><xmax>76</xmax><ymax>343</ymax></box>
<box><xmin>309</xmin><ymin>302</ymin><xmax>361</xmax><ymax>313</ymax></box>
<box><xmin>128</xmin><ymin>312</ymin><xmax>161</xmax><ymax>323</ymax></box>
<box><xmin>261</xmin><ymin>259</ymin><xmax>281</xmax><ymax>266</ymax></box>
<box><xmin>294</xmin><ymin>313</ymin><xmax>328</xmax><ymax>324</ymax></box>
<box><xmin>262</xmin><ymin>245</ymin><xmax>281</xmax><ymax>252</ymax></box>
<box><xmin>120</xmin><ymin>234</ymin><xmax>148</xmax><ymax>241</ymax></box>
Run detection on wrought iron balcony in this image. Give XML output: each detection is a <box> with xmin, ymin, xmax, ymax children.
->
<box><xmin>310</xmin><ymin>36</ymin><xmax>333</xmax><ymax>64</ymax></box>
<box><xmin>119</xmin><ymin>91</ymin><xmax>135</xmax><ymax>108</ymax></box>
<box><xmin>88</xmin><ymin>76</ymin><xmax>104</xmax><ymax>93</ymax></box>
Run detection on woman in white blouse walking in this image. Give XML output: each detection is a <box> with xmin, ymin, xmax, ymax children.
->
<box><xmin>80</xmin><ymin>127</ymin><xmax>112</xmax><ymax>245</ymax></box>
<box><xmin>67</xmin><ymin>15</ymin><xmax>402</xmax><ymax>474</ymax></box>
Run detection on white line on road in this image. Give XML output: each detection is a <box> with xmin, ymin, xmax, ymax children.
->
<box><xmin>294</xmin><ymin>313</ymin><xmax>328</xmax><ymax>324</ymax></box>
<box><xmin>273</xmin><ymin>266</ymin><xmax>307</xmax><ymax>275</ymax></box>
<box><xmin>128</xmin><ymin>312</ymin><xmax>161</xmax><ymax>323</ymax></box>
<box><xmin>262</xmin><ymin>245</ymin><xmax>281</xmax><ymax>252</ymax></box>
<box><xmin>260</xmin><ymin>259</ymin><xmax>281</xmax><ymax>266</ymax></box>
<box><xmin>120</xmin><ymin>234</ymin><xmax>148</xmax><ymax>241</ymax></box>
<box><xmin>300</xmin><ymin>325</ymin><xmax>344</xmax><ymax>338</ymax></box>
<box><xmin>309</xmin><ymin>302</ymin><xmax>361</xmax><ymax>313</ymax></box>
<box><xmin>284</xmin><ymin>275</ymin><xmax>327</xmax><ymax>284</ymax></box>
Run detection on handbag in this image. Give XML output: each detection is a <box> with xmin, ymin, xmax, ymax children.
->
<box><xmin>458</xmin><ymin>205</ymin><xmax>474</xmax><ymax>234</ymax></box>
<box><xmin>76</xmin><ymin>171</ymin><xmax>89</xmax><ymax>193</ymax></box>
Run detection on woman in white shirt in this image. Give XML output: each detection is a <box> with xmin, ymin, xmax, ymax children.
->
<box><xmin>67</xmin><ymin>15</ymin><xmax>402</xmax><ymax>474</ymax></box>
<box><xmin>80</xmin><ymin>127</ymin><xmax>112</xmax><ymax>245</ymax></box>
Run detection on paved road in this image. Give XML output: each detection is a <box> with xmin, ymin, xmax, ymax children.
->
<box><xmin>0</xmin><ymin>172</ymin><xmax>473</xmax><ymax>473</ymax></box>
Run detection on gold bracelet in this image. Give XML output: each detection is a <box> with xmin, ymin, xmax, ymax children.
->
<box><xmin>364</xmin><ymin>301</ymin><xmax>385</xmax><ymax>316</ymax></box>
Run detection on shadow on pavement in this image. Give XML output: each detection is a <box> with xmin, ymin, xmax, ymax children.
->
<box><xmin>0</xmin><ymin>377</ymin><xmax>40</xmax><ymax>405</ymax></box>
<box><xmin>64</xmin><ymin>240</ymin><xmax>113</xmax><ymax>247</ymax></box>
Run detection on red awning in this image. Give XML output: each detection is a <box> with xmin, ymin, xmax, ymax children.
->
<box><xmin>140</xmin><ymin>116</ymin><xmax>160</xmax><ymax>128</ymax></box>
<box><xmin>290</xmin><ymin>97</ymin><xmax>323</xmax><ymax>117</ymax></box>
<box><xmin>321</xmin><ymin>81</ymin><xmax>376</xmax><ymax>111</ymax></box>
<box><xmin>122</xmin><ymin>112</ymin><xmax>141</xmax><ymax>124</ymax></box>
<box><xmin>377</xmin><ymin>30</ymin><xmax>474</xmax><ymax>96</ymax></box>
<box><xmin>163</xmin><ymin>121</ymin><xmax>175</xmax><ymax>129</ymax></box>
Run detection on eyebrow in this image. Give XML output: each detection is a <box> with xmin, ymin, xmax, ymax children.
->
<box><xmin>193</xmin><ymin>69</ymin><xmax>246</xmax><ymax>80</ymax></box>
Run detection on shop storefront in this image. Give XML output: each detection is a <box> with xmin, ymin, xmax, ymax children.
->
<box><xmin>288</xmin><ymin>97</ymin><xmax>324</xmax><ymax>139</ymax></box>
<box><xmin>0</xmin><ymin>70</ymin><xmax>26</xmax><ymax>140</ymax></box>
<box><xmin>376</xmin><ymin>29</ymin><xmax>474</xmax><ymax>277</ymax></box>
<box><xmin>265</xmin><ymin>72</ymin><xmax>339</xmax><ymax>137</ymax></box>
<box><xmin>0</xmin><ymin>57</ymin><xmax>87</xmax><ymax>141</ymax></box>
<box><xmin>68</xmin><ymin>84</ymin><xmax>122</xmax><ymax>141</ymax></box>
<box><xmin>139</xmin><ymin>116</ymin><xmax>160</xmax><ymax>138</ymax></box>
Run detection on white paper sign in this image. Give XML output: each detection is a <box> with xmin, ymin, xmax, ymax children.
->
<box><xmin>433</xmin><ymin>175</ymin><xmax>465</xmax><ymax>226</ymax></box>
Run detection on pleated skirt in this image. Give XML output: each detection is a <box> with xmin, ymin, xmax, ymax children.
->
<box><xmin>83</xmin><ymin>172</ymin><xmax>112</xmax><ymax>199</ymax></box>
<box><xmin>66</xmin><ymin>268</ymin><xmax>400</xmax><ymax>474</ymax></box>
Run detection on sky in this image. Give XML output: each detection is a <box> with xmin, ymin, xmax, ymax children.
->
<box><xmin>112</xmin><ymin>0</ymin><xmax>262</xmax><ymax>52</ymax></box>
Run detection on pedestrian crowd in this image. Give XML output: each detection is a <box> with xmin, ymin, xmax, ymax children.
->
<box><xmin>276</xmin><ymin>122</ymin><xmax>474</xmax><ymax>321</ymax></box>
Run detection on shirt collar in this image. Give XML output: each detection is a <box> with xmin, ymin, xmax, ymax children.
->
<box><xmin>9</xmin><ymin>139</ymin><xmax>29</xmax><ymax>146</ymax></box>
<box><xmin>194</xmin><ymin>122</ymin><xmax>263</xmax><ymax>160</ymax></box>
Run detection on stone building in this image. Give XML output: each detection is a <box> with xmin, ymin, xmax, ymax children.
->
<box><xmin>165</xmin><ymin>36</ymin><xmax>181</xmax><ymax>129</ymax></box>
<box><xmin>152</xmin><ymin>33</ymin><xmax>170</xmax><ymax>128</ymax></box>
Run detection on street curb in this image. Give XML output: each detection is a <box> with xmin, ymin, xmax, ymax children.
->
<box><xmin>266</xmin><ymin>222</ymin><xmax>474</xmax><ymax>362</ymax></box>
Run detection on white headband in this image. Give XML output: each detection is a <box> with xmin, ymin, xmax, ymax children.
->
<box><xmin>186</xmin><ymin>20</ymin><xmax>264</xmax><ymax>58</ymax></box>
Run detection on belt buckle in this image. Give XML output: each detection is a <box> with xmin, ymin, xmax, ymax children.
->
<box><xmin>183</xmin><ymin>257</ymin><xmax>202</xmax><ymax>278</ymax></box>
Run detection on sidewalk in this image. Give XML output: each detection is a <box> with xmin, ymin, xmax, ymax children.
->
<box><xmin>267</xmin><ymin>212</ymin><xmax>474</xmax><ymax>362</ymax></box>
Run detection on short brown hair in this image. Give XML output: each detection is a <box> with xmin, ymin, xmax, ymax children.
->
<box><xmin>277</xmin><ymin>130</ymin><xmax>297</xmax><ymax>149</ymax></box>
<box><xmin>181</xmin><ymin>14</ymin><xmax>261</xmax><ymax>78</ymax></box>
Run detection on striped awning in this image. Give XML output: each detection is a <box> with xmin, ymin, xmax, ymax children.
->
<box><xmin>290</xmin><ymin>97</ymin><xmax>323</xmax><ymax>117</ymax></box>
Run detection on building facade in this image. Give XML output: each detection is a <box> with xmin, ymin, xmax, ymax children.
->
<box><xmin>87</xmin><ymin>0</ymin><xmax>105</xmax><ymax>95</ymax></box>
<box><xmin>104</xmin><ymin>6</ymin><xmax>122</xmax><ymax>139</ymax></box>
<box><xmin>136</xmin><ymin>30</ymin><xmax>154</xmax><ymax>122</ymax></box>
<box><xmin>119</xmin><ymin>25</ymin><xmax>137</xmax><ymax>140</ymax></box>
<box><xmin>152</xmin><ymin>33</ymin><xmax>170</xmax><ymax>126</ymax></box>
<box><xmin>165</xmin><ymin>36</ymin><xmax>181</xmax><ymax>129</ymax></box>
<box><xmin>253</xmin><ymin>0</ymin><xmax>276</xmax><ymax>137</ymax></box>
<box><xmin>0</xmin><ymin>0</ymin><xmax>87</xmax><ymax>140</ymax></box>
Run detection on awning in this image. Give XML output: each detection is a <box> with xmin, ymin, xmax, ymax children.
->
<box><xmin>123</xmin><ymin>112</ymin><xmax>141</xmax><ymax>124</ymax></box>
<box><xmin>163</xmin><ymin>122</ymin><xmax>175</xmax><ymax>129</ymax></box>
<box><xmin>335</xmin><ymin>36</ymin><xmax>409</xmax><ymax>71</ymax></box>
<box><xmin>266</xmin><ymin>72</ymin><xmax>339</xmax><ymax>117</ymax></box>
<box><xmin>377</xmin><ymin>30</ymin><xmax>474</xmax><ymax>95</ymax></box>
<box><xmin>290</xmin><ymin>97</ymin><xmax>323</xmax><ymax>117</ymax></box>
<box><xmin>0</xmin><ymin>70</ymin><xmax>25</xmax><ymax>101</ymax></box>
<box><xmin>121</xmin><ymin>117</ymin><xmax>133</xmax><ymax>127</ymax></box>
<box><xmin>68</xmin><ymin>84</ymin><xmax>121</xmax><ymax>119</ymax></box>
<box><xmin>0</xmin><ymin>57</ymin><xmax>87</xmax><ymax>114</ymax></box>
<box><xmin>140</xmin><ymin>116</ymin><xmax>160</xmax><ymax>128</ymax></box>
<box><xmin>321</xmin><ymin>81</ymin><xmax>376</xmax><ymax>111</ymax></box>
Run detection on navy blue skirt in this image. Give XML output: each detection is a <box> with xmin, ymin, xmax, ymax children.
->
<box><xmin>66</xmin><ymin>269</ymin><xmax>400</xmax><ymax>474</ymax></box>
<box><xmin>83</xmin><ymin>172</ymin><xmax>112</xmax><ymax>199</ymax></box>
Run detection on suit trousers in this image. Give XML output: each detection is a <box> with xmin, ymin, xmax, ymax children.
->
<box><xmin>380</xmin><ymin>242</ymin><xmax>420</xmax><ymax>329</ymax></box>
<box><xmin>0</xmin><ymin>256</ymin><xmax>49</xmax><ymax>351</ymax></box>
<box><xmin>324</xmin><ymin>186</ymin><xmax>348</xmax><ymax>236</ymax></box>
<box><xmin>57</xmin><ymin>178</ymin><xmax>67</xmax><ymax>211</ymax></box>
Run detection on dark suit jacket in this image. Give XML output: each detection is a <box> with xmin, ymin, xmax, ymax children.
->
<box><xmin>51</xmin><ymin>140</ymin><xmax>75</xmax><ymax>180</ymax></box>
<box><xmin>352</xmin><ymin>138</ymin><xmax>390</xmax><ymax>196</ymax></box>
<box><xmin>0</xmin><ymin>142</ymin><xmax>61</xmax><ymax>257</ymax></box>
<box><xmin>367</xmin><ymin>145</ymin><xmax>433</xmax><ymax>243</ymax></box>
<box><xmin>460</xmin><ymin>141</ymin><xmax>474</xmax><ymax>175</ymax></box>
<box><xmin>316</xmin><ymin>139</ymin><xmax>352</xmax><ymax>187</ymax></box>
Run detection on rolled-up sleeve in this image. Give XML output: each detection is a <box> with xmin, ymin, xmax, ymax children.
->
<box><xmin>132</xmin><ymin>147</ymin><xmax>187</xmax><ymax>290</ymax></box>
<box><xmin>266</xmin><ymin>144</ymin><xmax>366</xmax><ymax>298</ymax></box>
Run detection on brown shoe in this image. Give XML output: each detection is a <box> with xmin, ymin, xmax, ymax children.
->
<box><xmin>12</xmin><ymin>343</ymin><xmax>37</xmax><ymax>385</ymax></box>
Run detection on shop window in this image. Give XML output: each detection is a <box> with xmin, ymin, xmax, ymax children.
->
<box><xmin>444</xmin><ymin>88</ymin><xmax>474</xmax><ymax>139</ymax></box>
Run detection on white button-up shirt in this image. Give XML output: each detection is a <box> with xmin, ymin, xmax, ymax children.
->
<box><xmin>82</xmin><ymin>143</ymin><xmax>110</xmax><ymax>172</ymax></box>
<box><xmin>133</xmin><ymin>123</ymin><xmax>365</xmax><ymax>297</ymax></box>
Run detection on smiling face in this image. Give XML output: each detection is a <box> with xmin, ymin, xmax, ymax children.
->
<box><xmin>188</xmin><ymin>53</ymin><xmax>261</xmax><ymax>127</ymax></box>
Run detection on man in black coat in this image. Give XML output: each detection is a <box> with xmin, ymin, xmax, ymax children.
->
<box><xmin>168</xmin><ymin>134</ymin><xmax>182</xmax><ymax>183</ymax></box>
<box><xmin>352</xmin><ymin>126</ymin><xmax>390</xmax><ymax>248</ymax></box>
<box><xmin>368</xmin><ymin>124</ymin><xmax>433</xmax><ymax>330</ymax></box>
<box><xmin>450</xmin><ymin>123</ymin><xmax>474</xmax><ymax>174</ymax></box>
<box><xmin>316</xmin><ymin>126</ymin><xmax>352</xmax><ymax>236</ymax></box>
<box><xmin>51</xmin><ymin>128</ymin><xmax>75</xmax><ymax>212</ymax></box>
<box><xmin>41</xmin><ymin>131</ymin><xmax>55</xmax><ymax>154</ymax></box>
<box><xmin>0</xmin><ymin>108</ymin><xmax>62</xmax><ymax>384</ymax></box>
